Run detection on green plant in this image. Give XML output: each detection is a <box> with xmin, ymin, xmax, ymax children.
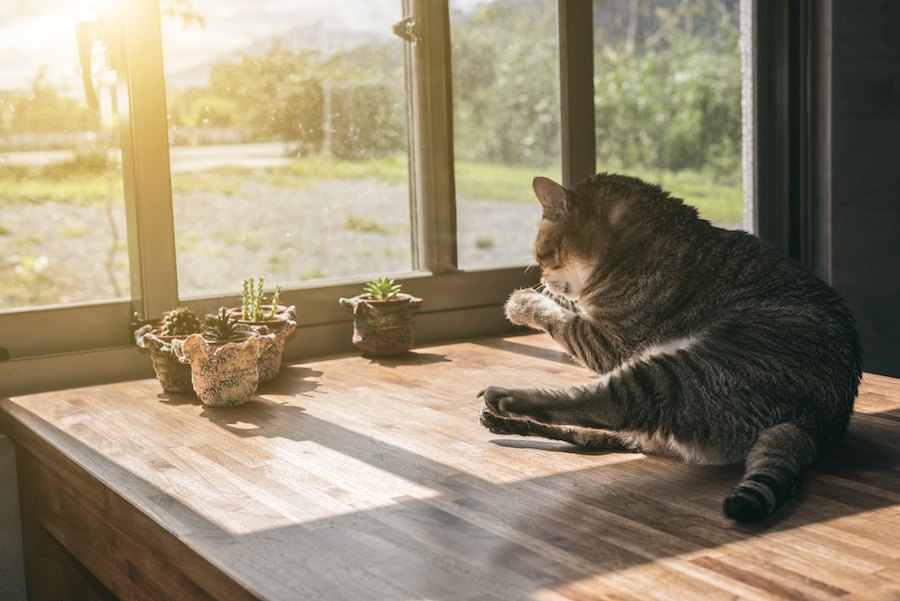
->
<box><xmin>203</xmin><ymin>307</ymin><xmax>243</xmax><ymax>341</ymax></box>
<box><xmin>363</xmin><ymin>276</ymin><xmax>402</xmax><ymax>301</ymax></box>
<box><xmin>344</xmin><ymin>214</ymin><xmax>392</xmax><ymax>234</ymax></box>
<box><xmin>241</xmin><ymin>277</ymin><xmax>282</xmax><ymax>321</ymax></box>
<box><xmin>161</xmin><ymin>307</ymin><xmax>203</xmax><ymax>336</ymax></box>
<box><xmin>475</xmin><ymin>236</ymin><xmax>495</xmax><ymax>249</ymax></box>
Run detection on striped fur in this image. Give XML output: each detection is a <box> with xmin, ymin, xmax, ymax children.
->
<box><xmin>479</xmin><ymin>173</ymin><xmax>862</xmax><ymax>523</ymax></box>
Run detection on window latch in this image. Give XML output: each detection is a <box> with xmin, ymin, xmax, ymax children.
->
<box><xmin>392</xmin><ymin>16</ymin><xmax>421</xmax><ymax>43</ymax></box>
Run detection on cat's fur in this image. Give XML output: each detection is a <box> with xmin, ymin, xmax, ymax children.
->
<box><xmin>479</xmin><ymin>173</ymin><xmax>862</xmax><ymax>523</ymax></box>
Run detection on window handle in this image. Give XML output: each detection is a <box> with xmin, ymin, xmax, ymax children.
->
<box><xmin>76</xmin><ymin>19</ymin><xmax>100</xmax><ymax>109</ymax></box>
<box><xmin>392</xmin><ymin>16</ymin><xmax>421</xmax><ymax>43</ymax></box>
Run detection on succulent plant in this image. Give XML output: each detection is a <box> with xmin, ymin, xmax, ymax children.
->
<box><xmin>161</xmin><ymin>307</ymin><xmax>203</xmax><ymax>336</ymax></box>
<box><xmin>363</xmin><ymin>276</ymin><xmax>402</xmax><ymax>301</ymax></box>
<box><xmin>203</xmin><ymin>307</ymin><xmax>244</xmax><ymax>342</ymax></box>
<box><xmin>241</xmin><ymin>277</ymin><xmax>282</xmax><ymax>321</ymax></box>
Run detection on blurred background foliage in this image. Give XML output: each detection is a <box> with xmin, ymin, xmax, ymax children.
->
<box><xmin>0</xmin><ymin>0</ymin><xmax>741</xmax><ymax>182</ymax></box>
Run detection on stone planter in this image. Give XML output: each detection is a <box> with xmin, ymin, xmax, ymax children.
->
<box><xmin>135</xmin><ymin>324</ymin><xmax>194</xmax><ymax>393</ymax></box>
<box><xmin>338</xmin><ymin>293</ymin><xmax>423</xmax><ymax>357</ymax></box>
<box><xmin>172</xmin><ymin>332</ymin><xmax>269</xmax><ymax>407</ymax></box>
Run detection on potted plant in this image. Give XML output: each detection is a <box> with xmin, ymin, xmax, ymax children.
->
<box><xmin>228</xmin><ymin>277</ymin><xmax>297</xmax><ymax>382</ymax></box>
<box><xmin>339</xmin><ymin>277</ymin><xmax>423</xmax><ymax>357</ymax></box>
<box><xmin>173</xmin><ymin>308</ymin><xmax>273</xmax><ymax>407</ymax></box>
<box><xmin>135</xmin><ymin>307</ymin><xmax>204</xmax><ymax>393</ymax></box>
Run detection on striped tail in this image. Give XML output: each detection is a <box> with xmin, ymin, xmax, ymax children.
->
<box><xmin>723</xmin><ymin>421</ymin><xmax>819</xmax><ymax>523</ymax></box>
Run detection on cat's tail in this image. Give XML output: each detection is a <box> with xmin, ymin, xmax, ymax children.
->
<box><xmin>723</xmin><ymin>420</ymin><xmax>819</xmax><ymax>523</ymax></box>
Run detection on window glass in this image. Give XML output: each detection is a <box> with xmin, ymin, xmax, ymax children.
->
<box><xmin>161</xmin><ymin>0</ymin><xmax>412</xmax><ymax>299</ymax></box>
<box><xmin>593</xmin><ymin>0</ymin><xmax>743</xmax><ymax>227</ymax></box>
<box><xmin>0</xmin><ymin>1</ymin><xmax>129</xmax><ymax>309</ymax></box>
<box><xmin>450</xmin><ymin>0</ymin><xmax>562</xmax><ymax>269</ymax></box>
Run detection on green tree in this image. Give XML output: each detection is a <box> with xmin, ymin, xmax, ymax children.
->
<box><xmin>207</xmin><ymin>44</ymin><xmax>324</xmax><ymax>148</ymax></box>
<box><xmin>451</xmin><ymin>0</ymin><xmax>560</xmax><ymax>167</ymax></box>
<box><xmin>1</xmin><ymin>69</ymin><xmax>99</xmax><ymax>134</ymax></box>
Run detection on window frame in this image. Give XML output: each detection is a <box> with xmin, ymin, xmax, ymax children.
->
<box><xmin>3</xmin><ymin>0</ymin><xmax>754</xmax><ymax>396</ymax></box>
<box><xmin>2</xmin><ymin>0</ymin><xmax>568</xmax><ymax>395</ymax></box>
<box><xmin>746</xmin><ymin>0</ymin><xmax>832</xmax><ymax>278</ymax></box>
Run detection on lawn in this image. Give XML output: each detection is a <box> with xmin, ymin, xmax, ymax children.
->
<box><xmin>169</xmin><ymin>154</ymin><xmax>743</xmax><ymax>225</ymax></box>
<box><xmin>0</xmin><ymin>152</ymin><xmax>742</xmax><ymax>226</ymax></box>
<box><xmin>0</xmin><ymin>151</ymin><xmax>742</xmax><ymax>309</ymax></box>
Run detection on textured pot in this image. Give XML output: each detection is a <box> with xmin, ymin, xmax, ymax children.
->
<box><xmin>172</xmin><ymin>333</ymin><xmax>268</xmax><ymax>407</ymax></box>
<box><xmin>339</xmin><ymin>293</ymin><xmax>423</xmax><ymax>357</ymax></box>
<box><xmin>135</xmin><ymin>324</ymin><xmax>193</xmax><ymax>393</ymax></box>
<box><xmin>228</xmin><ymin>305</ymin><xmax>297</xmax><ymax>382</ymax></box>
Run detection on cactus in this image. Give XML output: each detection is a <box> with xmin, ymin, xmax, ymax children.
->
<box><xmin>241</xmin><ymin>277</ymin><xmax>282</xmax><ymax>321</ymax></box>
<box><xmin>161</xmin><ymin>307</ymin><xmax>203</xmax><ymax>336</ymax></box>
<box><xmin>203</xmin><ymin>307</ymin><xmax>243</xmax><ymax>342</ymax></box>
<box><xmin>363</xmin><ymin>276</ymin><xmax>402</xmax><ymax>301</ymax></box>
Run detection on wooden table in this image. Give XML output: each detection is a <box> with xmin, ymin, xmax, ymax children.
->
<box><xmin>2</xmin><ymin>334</ymin><xmax>899</xmax><ymax>600</ymax></box>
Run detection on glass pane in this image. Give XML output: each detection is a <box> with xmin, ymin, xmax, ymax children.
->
<box><xmin>161</xmin><ymin>0</ymin><xmax>412</xmax><ymax>299</ymax></box>
<box><xmin>0</xmin><ymin>2</ymin><xmax>129</xmax><ymax>309</ymax></box>
<box><xmin>450</xmin><ymin>0</ymin><xmax>562</xmax><ymax>269</ymax></box>
<box><xmin>593</xmin><ymin>0</ymin><xmax>743</xmax><ymax>227</ymax></box>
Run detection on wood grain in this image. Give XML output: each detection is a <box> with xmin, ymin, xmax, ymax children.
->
<box><xmin>1</xmin><ymin>333</ymin><xmax>898</xmax><ymax>600</ymax></box>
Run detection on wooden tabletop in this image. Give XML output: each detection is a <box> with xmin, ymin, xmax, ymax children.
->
<box><xmin>2</xmin><ymin>333</ymin><xmax>899</xmax><ymax>600</ymax></box>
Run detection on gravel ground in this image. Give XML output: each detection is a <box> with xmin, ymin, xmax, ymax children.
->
<box><xmin>1</xmin><ymin>179</ymin><xmax>541</xmax><ymax>307</ymax></box>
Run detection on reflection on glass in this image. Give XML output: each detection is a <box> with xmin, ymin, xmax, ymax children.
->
<box><xmin>450</xmin><ymin>0</ymin><xmax>561</xmax><ymax>269</ymax></box>
<box><xmin>593</xmin><ymin>0</ymin><xmax>743</xmax><ymax>227</ymax></box>
<box><xmin>162</xmin><ymin>0</ymin><xmax>412</xmax><ymax>299</ymax></box>
<box><xmin>0</xmin><ymin>1</ymin><xmax>128</xmax><ymax>309</ymax></box>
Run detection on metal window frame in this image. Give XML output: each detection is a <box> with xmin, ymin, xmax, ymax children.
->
<box><xmin>749</xmin><ymin>0</ymin><xmax>832</xmax><ymax>279</ymax></box>
<box><xmin>405</xmin><ymin>0</ymin><xmax>458</xmax><ymax>274</ymax></box>
<box><xmin>558</xmin><ymin>0</ymin><xmax>596</xmax><ymax>188</ymax></box>
<box><xmin>119</xmin><ymin>0</ymin><xmax>180</xmax><ymax>319</ymax></box>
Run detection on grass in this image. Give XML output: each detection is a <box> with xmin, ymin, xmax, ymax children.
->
<box><xmin>638</xmin><ymin>167</ymin><xmax>743</xmax><ymax>226</ymax></box>
<box><xmin>59</xmin><ymin>226</ymin><xmax>87</xmax><ymax>239</ymax></box>
<box><xmin>475</xmin><ymin>236</ymin><xmax>495</xmax><ymax>249</ymax></box>
<box><xmin>171</xmin><ymin>167</ymin><xmax>247</xmax><ymax>196</ymax></box>
<box><xmin>455</xmin><ymin>160</ymin><xmax>743</xmax><ymax>225</ymax></box>
<box><xmin>2</xmin><ymin>151</ymin><xmax>743</xmax><ymax>224</ymax></box>
<box><xmin>345</xmin><ymin>214</ymin><xmax>393</xmax><ymax>235</ymax></box>
<box><xmin>0</xmin><ymin>169</ymin><xmax>119</xmax><ymax>206</ymax></box>
<box><xmin>280</xmin><ymin>153</ymin><xmax>408</xmax><ymax>185</ymax></box>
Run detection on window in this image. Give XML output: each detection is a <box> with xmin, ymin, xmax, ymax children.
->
<box><xmin>450</xmin><ymin>0</ymin><xmax>562</xmax><ymax>269</ymax></box>
<box><xmin>0</xmin><ymin>1</ymin><xmax>130</xmax><ymax>309</ymax></box>
<box><xmin>592</xmin><ymin>0</ymin><xmax>743</xmax><ymax>227</ymax></box>
<box><xmin>160</xmin><ymin>0</ymin><xmax>414</xmax><ymax>298</ymax></box>
<box><xmin>1</xmin><ymin>0</ymin><xmax>747</xmax><ymax>395</ymax></box>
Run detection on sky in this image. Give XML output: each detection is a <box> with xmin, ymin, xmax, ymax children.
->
<box><xmin>161</xmin><ymin>0</ymin><xmax>399</xmax><ymax>88</ymax></box>
<box><xmin>0</xmin><ymin>0</ymin><xmax>406</xmax><ymax>92</ymax></box>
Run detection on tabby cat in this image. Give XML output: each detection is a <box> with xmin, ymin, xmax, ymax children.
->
<box><xmin>478</xmin><ymin>173</ymin><xmax>862</xmax><ymax>523</ymax></box>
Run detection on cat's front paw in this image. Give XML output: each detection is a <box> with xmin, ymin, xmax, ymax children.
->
<box><xmin>504</xmin><ymin>289</ymin><xmax>562</xmax><ymax>329</ymax></box>
<box><xmin>479</xmin><ymin>407</ymin><xmax>533</xmax><ymax>436</ymax></box>
<box><xmin>478</xmin><ymin>386</ymin><xmax>545</xmax><ymax>422</ymax></box>
<box><xmin>478</xmin><ymin>386</ymin><xmax>516</xmax><ymax>416</ymax></box>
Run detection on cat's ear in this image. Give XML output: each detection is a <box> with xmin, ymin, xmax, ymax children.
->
<box><xmin>533</xmin><ymin>177</ymin><xmax>570</xmax><ymax>223</ymax></box>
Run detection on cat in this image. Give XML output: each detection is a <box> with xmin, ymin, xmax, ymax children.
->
<box><xmin>478</xmin><ymin>173</ymin><xmax>862</xmax><ymax>523</ymax></box>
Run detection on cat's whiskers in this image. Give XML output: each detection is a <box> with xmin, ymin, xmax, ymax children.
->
<box><xmin>532</xmin><ymin>282</ymin><xmax>579</xmax><ymax>313</ymax></box>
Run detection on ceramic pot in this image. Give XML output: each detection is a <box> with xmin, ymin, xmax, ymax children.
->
<box><xmin>172</xmin><ymin>332</ymin><xmax>267</xmax><ymax>407</ymax></box>
<box><xmin>338</xmin><ymin>293</ymin><xmax>423</xmax><ymax>357</ymax></box>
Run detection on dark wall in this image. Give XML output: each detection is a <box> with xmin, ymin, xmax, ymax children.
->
<box><xmin>830</xmin><ymin>1</ymin><xmax>900</xmax><ymax>377</ymax></box>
